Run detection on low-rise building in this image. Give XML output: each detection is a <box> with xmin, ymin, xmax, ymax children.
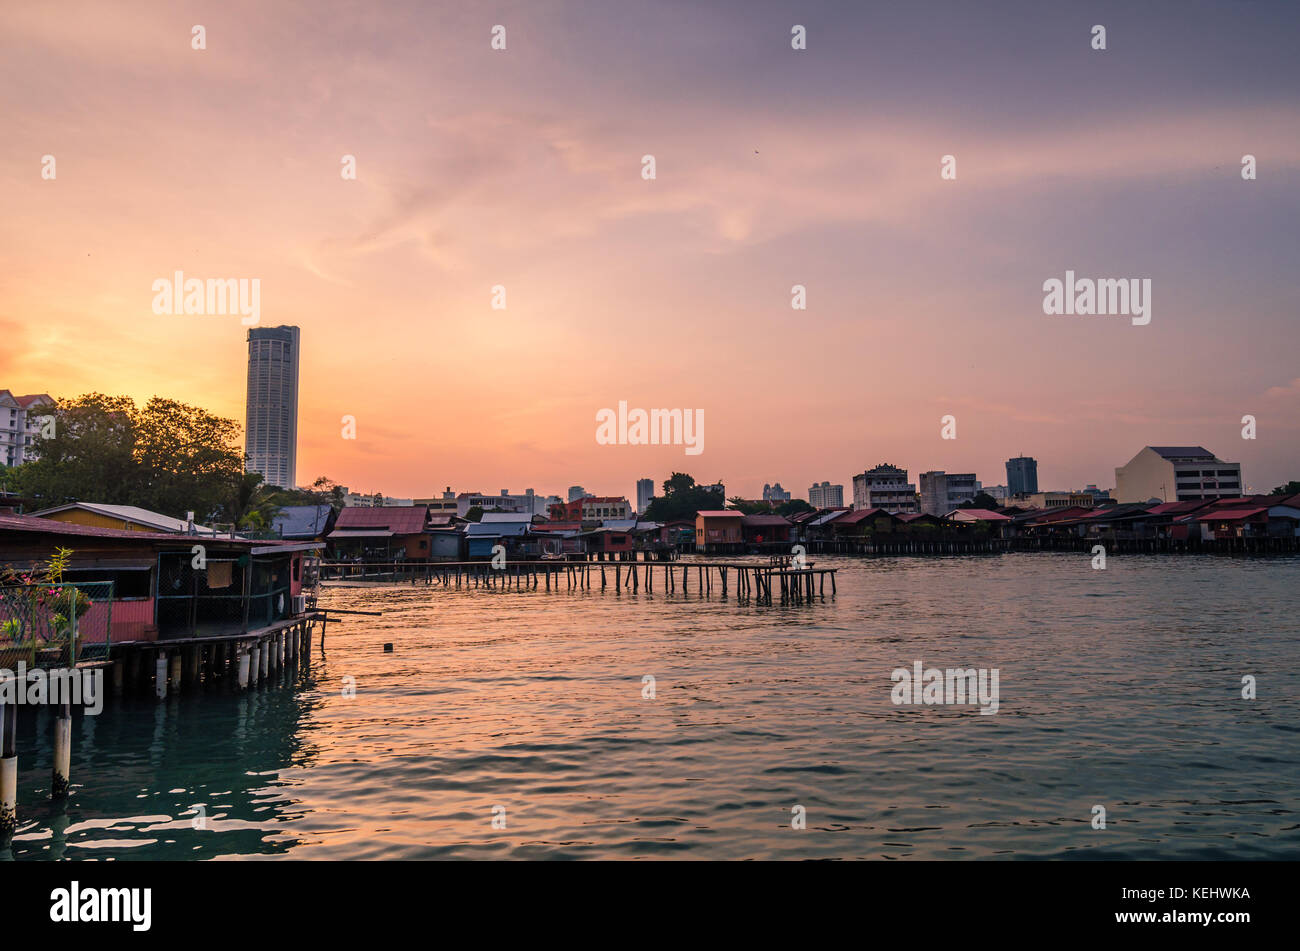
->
<box><xmin>919</xmin><ymin>471</ymin><xmax>981</xmax><ymax>515</ymax></box>
<box><xmin>695</xmin><ymin>510</ymin><xmax>743</xmax><ymax>552</ymax></box>
<box><xmin>852</xmin><ymin>464</ymin><xmax>919</xmax><ymax>514</ymax></box>
<box><xmin>1115</xmin><ymin>446</ymin><xmax>1243</xmax><ymax>503</ymax></box>
<box><xmin>0</xmin><ymin>390</ymin><xmax>55</xmax><ymax>467</ymax></box>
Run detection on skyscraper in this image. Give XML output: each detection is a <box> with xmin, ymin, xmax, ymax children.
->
<box><xmin>1005</xmin><ymin>455</ymin><xmax>1038</xmax><ymax>497</ymax></box>
<box><xmin>245</xmin><ymin>325</ymin><xmax>300</xmax><ymax>489</ymax></box>
<box><xmin>636</xmin><ymin>478</ymin><xmax>655</xmax><ymax>514</ymax></box>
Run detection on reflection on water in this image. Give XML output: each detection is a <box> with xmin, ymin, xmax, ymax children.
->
<box><xmin>5</xmin><ymin>553</ymin><xmax>1299</xmax><ymax>860</ymax></box>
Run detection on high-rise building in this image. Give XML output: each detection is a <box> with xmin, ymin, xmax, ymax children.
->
<box><xmin>245</xmin><ymin>325</ymin><xmax>300</xmax><ymax>489</ymax></box>
<box><xmin>1006</xmin><ymin>456</ymin><xmax>1039</xmax><ymax>496</ymax></box>
<box><xmin>762</xmin><ymin>482</ymin><xmax>791</xmax><ymax>502</ymax></box>
<box><xmin>0</xmin><ymin>390</ymin><xmax>55</xmax><ymax>467</ymax></box>
<box><xmin>808</xmin><ymin>481</ymin><xmax>844</xmax><ymax>509</ymax></box>
<box><xmin>568</xmin><ymin>485</ymin><xmax>588</xmax><ymax>502</ymax></box>
<box><xmin>1114</xmin><ymin>447</ymin><xmax>1243</xmax><ymax>503</ymax></box>
<box><xmin>852</xmin><ymin>464</ymin><xmax>919</xmax><ymax>514</ymax></box>
<box><xmin>919</xmin><ymin>471</ymin><xmax>981</xmax><ymax>515</ymax></box>
<box><xmin>636</xmin><ymin>478</ymin><xmax>655</xmax><ymax>514</ymax></box>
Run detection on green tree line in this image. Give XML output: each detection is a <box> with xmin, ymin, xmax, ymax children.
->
<box><xmin>2</xmin><ymin>393</ymin><xmax>344</xmax><ymax>529</ymax></box>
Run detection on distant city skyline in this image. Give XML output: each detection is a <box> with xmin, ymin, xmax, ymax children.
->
<box><xmin>3</xmin><ymin>1</ymin><xmax>1298</xmax><ymax>497</ymax></box>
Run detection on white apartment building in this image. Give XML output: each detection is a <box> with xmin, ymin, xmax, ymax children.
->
<box><xmin>1115</xmin><ymin>446</ymin><xmax>1244</xmax><ymax>503</ymax></box>
<box><xmin>918</xmin><ymin>471</ymin><xmax>981</xmax><ymax>515</ymax></box>
<box><xmin>0</xmin><ymin>390</ymin><xmax>55</xmax><ymax>467</ymax></box>
<box><xmin>808</xmin><ymin>481</ymin><xmax>844</xmax><ymax>509</ymax></box>
<box><xmin>851</xmin><ymin>464</ymin><xmax>919</xmax><ymax>514</ymax></box>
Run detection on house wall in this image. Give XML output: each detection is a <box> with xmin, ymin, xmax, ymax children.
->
<box><xmin>38</xmin><ymin>510</ymin><xmax>156</xmax><ymax>532</ymax></box>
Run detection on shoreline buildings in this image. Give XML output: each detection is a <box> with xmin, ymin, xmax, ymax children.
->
<box><xmin>809</xmin><ymin>481</ymin><xmax>844</xmax><ymax>509</ymax></box>
<box><xmin>1006</xmin><ymin>456</ymin><xmax>1039</xmax><ymax>497</ymax></box>
<box><xmin>762</xmin><ymin>482</ymin><xmax>791</xmax><ymax>503</ymax></box>
<box><xmin>636</xmin><ymin>478</ymin><xmax>654</xmax><ymax>514</ymax></box>
<box><xmin>919</xmin><ymin>471</ymin><xmax>981</xmax><ymax>515</ymax></box>
<box><xmin>852</xmin><ymin>464</ymin><xmax>919</xmax><ymax>514</ymax></box>
<box><xmin>1115</xmin><ymin>446</ymin><xmax>1244</xmax><ymax>503</ymax></box>
<box><xmin>245</xmin><ymin>325</ymin><xmax>300</xmax><ymax>489</ymax></box>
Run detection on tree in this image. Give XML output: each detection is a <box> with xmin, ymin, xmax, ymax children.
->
<box><xmin>14</xmin><ymin>394</ymin><xmax>140</xmax><ymax>505</ymax></box>
<box><xmin>133</xmin><ymin>397</ymin><xmax>244</xmax><ymax>519</ymax></box>
<box><xmin>465</xmin><ymin>506</ymin><xmax>483</xmax><ymax>522</ymax></box>
<box><xmin>727</xmin><ymin>497</ymin><xmax>770</xmax><ymax>515</ymax></box>
<box><xmin>643</xmin><ymin>473</ymin><xmax>726</xmax><ymax>522</ymax></box>
<box><xmin>12</xmin><ymin>392</ymin><xmax>246</xmax><ymax>523</ymax></box>
<box><xmin>777</xmin><ymin>499</ymin><xmax>814</xmax><ymax>517</ymax></box>
<box><xmin>959</xmin><ymin>492</ymin><xmax>1000</xmax><ymax>511</ymax></box>
<box><xmin>1270</xmin><ymin>481</ymin><xmax>1300</xmax><ymax>496</ymax></box>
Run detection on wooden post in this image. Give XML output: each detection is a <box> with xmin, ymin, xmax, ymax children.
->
<box><xmin>237</xmin><ymin>647</ymin><xmax>251</xmax><ymax>690</ymax></box>
<box><xmin>155</xmin><ymin>652</ymin><xmax>169</xmax><ymax>700</ymax></box>
<box><xmin>168</xmin><ymin>652</ymin><xmax>182</xmax><ymax>694</ymax></box>
<box><xmin>52</xmin><ymin>694</ymin><xmax>72</xmax><ymax>798</ymax></box>
<box><xmin>0</xmin><ymin>694</ymin><xmax>16</xmax><ymax>840</ymax></box>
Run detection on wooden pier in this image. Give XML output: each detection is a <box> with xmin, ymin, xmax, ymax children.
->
<box><xmin>319</xmin><ymin>559</ymin><xmax>837</xmax><ymax>604</ymax></box>
<box><xmin>0</xmin><ymin>614</ymin><xmax>321</xmax><ymax>843</ymax></box>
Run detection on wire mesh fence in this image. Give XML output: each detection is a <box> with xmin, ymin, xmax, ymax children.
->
<box><xmin>0</xmin><ymin>581</ymin><xmax>114</xmax><ymax>669</ymax></box>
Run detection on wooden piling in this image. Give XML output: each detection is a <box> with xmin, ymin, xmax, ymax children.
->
<box><xmin>0</xmin><ymin>696</ymin><xmax>15</xmax><ymax>840</ymax></box>
<box><xmin>52</xmin><ymin>695</ymin><xmax>71</xmax><ymax>798</ymax></box>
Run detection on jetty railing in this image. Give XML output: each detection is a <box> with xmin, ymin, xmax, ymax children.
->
<box><xmin>0</xmin><ymin>581</ymin><xmax>113</xmax><ymax>670</ymax></box>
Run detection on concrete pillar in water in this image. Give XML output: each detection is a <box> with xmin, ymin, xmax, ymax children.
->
<box><xmin>1</xmin><ymin>696</ymin><xmax>17</xmax><ymax>839</ymax></box>
<box><xmin>52</xmin><ymin>697</ymin><xmax>71</xmax><ymax>798</ymax></box>
<box><xmin>168</xmin><ymin>653</ymin><xmax>182</xmax><ymax>695</ymax></box>
<box><xmin>110</xmin><ymin>661</ymin><xmax>124</xmax><ymax>696</ymax></box>
<box><xmin>260</xmin><ymin>641</ymin><xmax>269</xmax><ymax>680</ymax></box>
<box><xmin>250</xmin><ymin>645</ymin><xmax>261</xmax><ymax>686</ymax></box>
<box><xmin>237</xmin><ymin>648</ymin><xmax>251</xmax><ymax>690</ymax></box>
<box><xmin>155</xmin><ymin>652</ymin><xmax>168</xmax><ymax>700</ymax></box>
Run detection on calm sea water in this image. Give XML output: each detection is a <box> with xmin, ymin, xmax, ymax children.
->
<box><xmin>5</xmin><ymin>553</ymin><xmax>1299</xmax><ymax>860</ymax></box>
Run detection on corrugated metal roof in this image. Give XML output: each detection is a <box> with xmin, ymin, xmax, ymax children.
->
<box><xmin>948</xmin><ymin>508</ymin><xmax>1012</xmax><ymax>521</ymax></box>
<box><xmin>271</xmin><ymin>504</ymin><xmax>333</xmax><ymax>538</ymax></box>
<box><xmin>696</xmin><ymin>510</ymin><xmax>742</xmax><ymax>518</ymax></box>
<box><xmin>740</xmin><ymin>514</ymin><xmax>791</xmax><ymax>526</ymax></box>
<box><xmin>31</xmin><ymin>502</ymin><xmax>218</xmax><ymax>534</ymax></box>
<box><xmin>334</xmin><ymin>505</ymin><xmax>428</xmax><ymax>534</ymax></box>
<box><xmin>1197</xmin><ymin>507</ymin><xmax>1267</xmax><ymax>522</ymax></box>
<box><xmin>0</xmin><ymin>513</ymin><xmax>250</xmax><ymax>545</ymax></box>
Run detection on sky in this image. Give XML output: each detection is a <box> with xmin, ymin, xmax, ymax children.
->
<box><xmin>3</xmin><ymin>0</ymin><xmax>1298</xmax><ymax>502</ymax></box>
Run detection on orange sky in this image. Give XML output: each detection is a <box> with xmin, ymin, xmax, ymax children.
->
<box><xmin>3</xmin><ymin>1</ymin><xmax>1299</xmax><ymax>501</ymax></box>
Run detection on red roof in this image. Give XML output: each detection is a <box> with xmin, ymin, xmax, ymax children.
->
<box><xmin>740</xmin><ymin>514</ymin><xmax>792</xmax><ymax>527</ymax></box>
<box><xmin>696</xmin><ymin>510</ymin><xmax>742</xmax><ymax>518</ymax></box>
<box><xmin>333</xmin><ymin>505</ymin><xmax>428</xmax><ymax>535</ymax></box>
<box><xmin>1196</xmin><ymin>507</ymin><xmax>1268</xmax><ymax>522</ymax></box>
<box><xmin>951</xmin><ymin>508</ymin><xmax>1011</xmax><ymax>521</ymax></box>
<box><xmin>836</xmin><ymin>507</ymin><xmax>894</xmax><ymax>525</ymax></box>
<box><xmin>1031</xmin><ymin>506</ymin><xmax>1092</xmax><ymax>523</ymax></box>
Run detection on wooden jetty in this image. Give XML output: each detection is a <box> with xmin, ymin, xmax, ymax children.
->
<box><xmin>319</xmin><ymin>559</ymin><xmax>837</xmax><ymax>604</ymax></box>
<box><xmin>0</xmin><ymin>614</ymin><xmax>323</xmax><ymax>842</ymax></box>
